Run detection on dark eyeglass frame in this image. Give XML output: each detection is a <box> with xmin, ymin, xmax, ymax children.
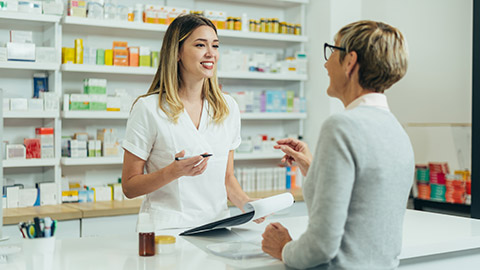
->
<box><xmin>324</xmin><ymin>43</ymin><xmax>346</xmax><ymax>61</ymax></box>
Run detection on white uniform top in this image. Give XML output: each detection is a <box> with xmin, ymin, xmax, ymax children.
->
<box><xmin>122</xmin><ymin>94</ymin><xmax>241</xmax><ymax>230</ymax></box>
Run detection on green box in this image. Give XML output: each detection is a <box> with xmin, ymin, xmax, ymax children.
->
<box><xmin>89</xmin><ymin>102</ymin><xmax>107</xmax><ymax>111</ymax></box>
<box><xmin>96</xmin><ymin>49</ymin><xmax>105</xmax><ymax>65</ymax></box>
<box><xmin>70</xmin><ymin>102</ymin><xmax>89</xmax><ymax>110</ymax></box>
<box><xmin>286</xmin><ymin>91</ymin><xmax>295</xmax><ymax>112</ymax></box>
<box><xmin>139</xmin><ymin>55</ymin><xmax>151</xmax><ymax>67</ymax></box>
<box><xmin>84</xmin><ymin>85</ymin><xmax>107</xmax><ymax>95</ymax></box>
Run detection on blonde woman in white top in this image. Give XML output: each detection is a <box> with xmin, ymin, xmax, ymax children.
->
<box><xmin>122</xmin><ymin>14</ymin><xmax>259</xmax><ymax>230</ymax></box>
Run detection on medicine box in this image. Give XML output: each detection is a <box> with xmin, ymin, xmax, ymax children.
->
<box><xmin>93</xmin><ymin>186</ymin><xmax>112</xmax><ymax>202</ymax></box>
<box><xmin>38</xmin><ymin>182</ymin><xmax>57</xmax><ymax>205</ymax></box>
<box><xmin>35</xmin><ymin>127</ymin><xmax>54</xmax><ymax>159</ymax></box>
<box><xmin>10</xmin><ymin>98</ymin><xmax>28</xmax><ymax>111</ymax></box>
<box><xmin>139</xmin><ymin>47</ymin><xmax>151</xmax><ymax>67</ymax></box>
<box><xmin>6</xmin><ymin>186</ymin><xmax>19</xmax><ymax>208</ymax></box>
<box><xmin>28</xmin><ymin>98</ymin><xmax>44</xmax><ymax>111</ymax></box>
<box><xmin>89</xmin><ymin>94</ymin><xmax>107</xmax><ymax>110</ymax></box>
<box><xmin>113</xmin><ymin>49</ymin><xmax>128</xmax><ymax>66</ymax></box>
<box><xmin>42</xmin><ymin>92</ymin><xmax>59</xmax><ymax>111</ymax></box>
<box><xmin>62</xmin><ymin>47</ymin><xmax>75</xmax><ymax>64</ymax></box>
<box><xmin>84</xmin><ymin>78</ymin><xmax>107</xmax><ymax>95</ymax></box>
<box><xmin>107</xmin><ymin>96</ymin><xmax>121</xmax><ymax>111</ymax></box>
<box><xmin>18</xmin><ymin>188</ymin><xmax>38</xmax><ymax>207</ymax></box>
<box><xmin>108</xmin><ymin>183</ymin><xmax>123</xmax><ymax>201</ymax></box>
<box><xmin>6</xmin><ymin>144</ymin><xmax>26</xmax><ymax>159</ymax></box>
<box><xmin>68</xmin><ymin>0</ymin><xmax>86</xmax><ymax>17</ymax></box>
<box><xmin>9</xmin><ymin>30</ymin><xmax>32</xmax><ymax>43</ymax></box>
<box><xmin>0</xmin><ymin>47</ymin><xmax>7</xmax><ymax>61</ymax></box>
<box><xmin>7</xmin><ymin>42</ymin><xmax>35</xmax><ymax>61</ymax></box>
<box><xmin>105</xmin><ymin>49</ymin><xmax>113</xmax><ymax>65</ymax></box>
<box><xmin>62</xmin><ymin>190</ymin><xmax>79</xmax><ymax>203</ymax></box>
<box><xmin>70</xmin><ymin>94</ymin><xmax>89</xmax><ymax>110</ymax></box>
<box><xmin>128</xmin><ymin>47</ymin><xmax>139</xmax><ymax>66</ymax></box>
<box><xmin>24</xmin><ymin>138</ymin><xmax>41</xmax><ymax>159</ymax></box>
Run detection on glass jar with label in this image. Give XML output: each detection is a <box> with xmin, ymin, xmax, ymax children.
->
<box><xmin>227</xmin><ymin>17</ymin><xmax>234</xmax><ymax>30</ymax></box>
<box><xmin>272</xmin><ymin>18</ymin><xmax>279</xmax><ymax>34</ymax></box>
<box><xmin>294</xmin><ymin>24</ymin><xmax>302</xmax><ymax>35</ymax></box>
<box><xmin>234</xmin><ymin>17</ymin><xmax>241</xmax><ymax>31</ymax></box>
<box><xmin>249</xmin><ymin>19</ymin><xmax>256</xmax><ymax>32</ymax></box>
<box><xmin>260</xmin><ymin>18</ymin><xmax>267</xmax><ymax>32</ymax></box>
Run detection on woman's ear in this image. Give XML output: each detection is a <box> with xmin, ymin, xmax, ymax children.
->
<box><xmin>344</xmin><ymin>51</ymin><xmax>358</xmax><ymax>78</ymax></box>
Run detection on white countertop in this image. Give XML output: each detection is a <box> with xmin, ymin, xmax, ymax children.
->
<box><xmin>3</xmin><ymin>209</ymin><xmax>480</xmax><ymax>269</ymax></box>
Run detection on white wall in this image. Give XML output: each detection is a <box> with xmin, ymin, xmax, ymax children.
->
<box><xmin>305</xmin><ymin>0</ymin><xmax>473</xmax><ymax>170</ymax></box>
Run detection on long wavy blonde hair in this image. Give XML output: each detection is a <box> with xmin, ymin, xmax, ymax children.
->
<box><xmin>134</xmin><ymin>14</ymin><xmax>229</xmax><ymax>124</ymax></box>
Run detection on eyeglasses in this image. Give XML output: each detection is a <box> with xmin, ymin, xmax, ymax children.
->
<box><xmin>324</xmin><ymin>43</ymin><xmax>346</xmax><ymax>61</ymax></box>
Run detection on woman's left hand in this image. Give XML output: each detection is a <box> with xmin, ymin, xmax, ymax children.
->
<box><xmin>261</xmin><ymin>222</ymin><xmax>292</xmax><ymax>260</ymax></box>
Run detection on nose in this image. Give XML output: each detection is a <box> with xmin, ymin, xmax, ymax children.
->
<box><xmin>205</xmin><ymin>47</ymin><xmax>214</xmax><ymax>58</ymax></box>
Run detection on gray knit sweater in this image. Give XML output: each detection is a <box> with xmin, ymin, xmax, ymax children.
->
<box><xmin>283</xmin><ymin>106</ymin><xmax>414</xmax><ymax>269</ymax></box>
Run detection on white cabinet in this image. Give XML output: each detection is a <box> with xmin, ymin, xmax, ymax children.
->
<box><xmin>0</xmin><ymin>12</ymin><xmax>63</xmax><ymax>203</ymax></box>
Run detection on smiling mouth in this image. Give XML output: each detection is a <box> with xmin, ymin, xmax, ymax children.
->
<box><xmin>201</xmin><ymin>62</ymin><xmax>214</xmax><ymax>67</ymax></box>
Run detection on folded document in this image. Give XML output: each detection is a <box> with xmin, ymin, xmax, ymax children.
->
<box><xmin>180</xmin><ymin>192</ymin><xmax>295</xmax><ymax>236</ymax></box>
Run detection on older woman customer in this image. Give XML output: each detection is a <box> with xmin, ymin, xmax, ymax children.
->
<box><xmin>261</xmin><ymin>20</ymin><xmax>414</xmax><ymax>269</ymax></box>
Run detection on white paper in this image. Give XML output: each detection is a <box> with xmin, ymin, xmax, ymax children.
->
<box><xmin>243</xmin><ymin>192</ymin><xmax>294</xmax><ymax>220</ymax></box>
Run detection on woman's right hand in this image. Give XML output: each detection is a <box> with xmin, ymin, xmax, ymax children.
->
<box><xmin>170</xmin><ymin>150</ymin><xmax>210</xmax><ymax>177</ymax></box>
<box><xmin>274</xmin><ymin>138</ymin><xmax>312</xmax><ymax>176</ymax></box>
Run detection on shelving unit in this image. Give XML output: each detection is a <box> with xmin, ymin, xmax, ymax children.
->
<box><xmin>1</xmin><ymin>0</ymin><xmax>309</xmax><ymax>210</ymax></box>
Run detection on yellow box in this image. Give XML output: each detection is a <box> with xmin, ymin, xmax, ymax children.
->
<box><xmin>105</xmin><ymin>49</ymin><xmax>113</xmax><ymax>66</ymax></box>
<box><xmin>74</xmin><ymin>38</ymin><xmax>83</xmax><ymax>64</ymax></box>
<box><xmin>62</xmin><ymin>47</ymin><xmax>75</xmax><ymax>64</ymax></box>
<box><xmin>139</xmin><ymin>55</ymin><xmax>151</xmax><ymax>67</ymax></box>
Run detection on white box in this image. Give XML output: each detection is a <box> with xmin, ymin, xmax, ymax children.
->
<box><xmin>0</xmin><ymin>47</ymin><xmax>7</xmax><ymax>62</ymax></box>
<box><xmin>18</xmin><ymin>188</ymin><xmax>38</xmax><ymax>207</ymax></box>
<box><xmin>107</xmin><ymin>96</ymin><xmax>121</xmax><ymax>111</ymax></box>
<box><xmin>10</xmin><ymin>98</ymin><xmax>28</xmax><ymax>111</ymax></box>
<box><xmin>5</xmin><ymin>0</ymin><xmax>18</xmax><ymax>11</ymax></box>
<box><xmin>43</xmin><ymin>0</ymin><xmax>63</xmax><ymax>15</ymax></box>
<box><xmin>42</xmin><ymin>92</ymin><xmax>59</xmax><ymax>111</ymax></box>
<box><xmin>6</xmin><ymin>144</ymin><xmax>26</xmax><ymax>159</ymax></box>
<box><xmin>7</xmin><ymin>42</ymin><xmax>35</xmax><ymax>61</ymax></box>
<box><xmin>35</xmin><ymin>47</ymin><xmax>56</xmax><ymax>63</ymax></box>
<box><xmin>28</xmin><ymin>99</ymin><xmax>44</xmax><ymax>111</ymax></box>
<box><xmin>39</xmin><ymin>182</ymin><xmax>57</xmax><ymax>205</ymax></box>
<box><xmin>93</xmin><ymin>186</ymin><xmax>112</xmax><ymax>201</ymax></box>
<box><xmin>9</xmin><ymin>30</ymin><xmax>33</xmax><ymax>43</ymax></box>
<box><xmin>6</xmin><ymin>186</ymin><xmax>20</xmax><ymax>208</ymax></box>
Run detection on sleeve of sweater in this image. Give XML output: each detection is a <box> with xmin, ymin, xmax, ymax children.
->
<box><xmin>282</xmin><ymin>115</ymin><xmax>357</xmax><ymax>269</ymax></box>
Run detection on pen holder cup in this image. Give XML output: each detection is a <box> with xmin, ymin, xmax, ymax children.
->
<box><xmin>23</xmin><ymin>237</ymin><xmax>56</xmax><ymax>270</ymax></box>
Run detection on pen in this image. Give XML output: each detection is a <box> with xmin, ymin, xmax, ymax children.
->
<box><xmin>175</xmin><ymin>154</ymin><xmax>212</xmax><ymax>161</ymax></box>
<box><xmin>33</xmin><ymin>217</ymin><xmax>44</xmax><ymax>238</ymax></box>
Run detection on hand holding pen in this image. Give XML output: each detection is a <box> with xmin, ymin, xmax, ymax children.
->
<box><xmin>171</xmin><ymin>150</ymin><xmax>211</xmax><ymax>177</ymax></box>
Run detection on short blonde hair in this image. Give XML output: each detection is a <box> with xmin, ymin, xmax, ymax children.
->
<box><xmin>134</xmin><ymin>14</ymin><xmax>229</xmax><ymax>124</ymax></box>
<box><xmin>335</xmin><ymin>20</ymin><xmax>408</xmax><ymax>92</ymax></box>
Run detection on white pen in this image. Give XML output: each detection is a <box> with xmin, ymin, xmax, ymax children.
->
<box><xmin>175</xmin><ymin>154</ymin><xmax>212</xmax><ymax>161</ymax></box>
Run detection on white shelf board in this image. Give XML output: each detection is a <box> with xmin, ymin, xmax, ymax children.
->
<box><xmin>241</xmin><ymin>113</ymin><xmax>306</xmax><ymax>120</ymax></box>
<box><xmin>0</xmin><ymin>11</ymin><xmax>61</xmax><ymax>23</ymax></box>
<box><xmin>62</xmin><ymin>64</ymin><xmax>307</xmax><ymax>81</ymax></box>
<box><xmin>214</xmin><ymin>0</ymin><xmax>308</xmax><ymax>7</ymax></box>
<box><xmin>218</xmin><ymin>71</ymin><xmax>307</xmax><ymax>81</ymax></box>
<box><xmin>62</xmin><ymin>16</ymin><xmax>306</xmax><ymax>43</ymax></box>
<box><xmin>61</xmin><ymin>63</ymin><xmax>156</xmax><ymax>75</ymax></box>
<box><xmin>0</xmin><ymin>61</ymin><xmax>59</xmax><ymax>71</ymax></box>
<box><xmin>61</xmin><ymin>157</ymin><xmax>123</xmax><ymax>166</ymax></box>
<box><xmin>3</xmin><ymin>158</ymin><xmax>58</xmax><ymax>168</ymax></box>
<box><xmin>63</xmin><ymin>16</ymin><xmax>168</xmax><ymax>32</ymax></box>
<box><xmin>217</xmin><ymin>29</ymin><xmax>307</xmax><ymax>42</ymax></box>
<box><xmin>62</xmin><ymin>111</ymin><xmax>129</xmax><ymax>119</ymax></box>
<box><xmin>235</xmin><ymin>152</ymin><xmax>284</xmax><ymax>160</ymax></box>
<box><xmin>4</xmin><ymin>111</ymin><xmax>59</xmax><ymax>119</ymax></box>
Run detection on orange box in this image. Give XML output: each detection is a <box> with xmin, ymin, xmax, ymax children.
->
<box><xmin>113</xmin><ymin>49</ymin><xmax>129</xmax><ymax>66</ymax></box>
<box><xmin>112</xmin><ymin>41</ymin><xmax>128</xmax><ymax>50</ymax></box>
<box><xmin>128</xmin><ymin>47</ymin><xmax>139</xmax><ymax>67</ymax></box>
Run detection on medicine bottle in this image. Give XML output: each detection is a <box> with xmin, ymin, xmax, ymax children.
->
<box><xmin>138</xmin><ymin>212</ymin><xmax>155</xmax><ymax>256</ymax></box>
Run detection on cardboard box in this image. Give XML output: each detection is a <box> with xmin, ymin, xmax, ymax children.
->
<box><xmin>7</xmin><ymin>42</ymin><xmax>35</xmax><ymax>61</ymax></box>
<box><xmin>128</xmin><ymin>47</ymin><xmax>139</xmax><ymax>66</ymax></box>
<box><xmin>38</xmin><ymin>182</ymin><xmax>57</xmax><ymax>205</ymax></box>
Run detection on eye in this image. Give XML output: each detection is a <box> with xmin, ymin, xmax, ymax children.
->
<box><xmin>195</xmin><ymin>44</ymin><xmax>205</xmax><ymax>47</ymax></box>
<box><xmin>213</xmin><ymin>44</ymin><xmax>219</xmax><ymax>49</ymax></box>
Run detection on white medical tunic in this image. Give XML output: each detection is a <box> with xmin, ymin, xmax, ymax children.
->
<box><xmin>122</xmin><ymin>94</ymin><xmax>241</xmax><ymax>230</ymax></box>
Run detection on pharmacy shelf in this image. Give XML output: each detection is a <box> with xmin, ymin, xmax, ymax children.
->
<box><xmin>217</xmin><ymin>29</ymin><xmax>307</xmax><ymax>42</ymax></box>
<box><xmin>241</xmin><ymin>112</ymin><xmax>306</xmax><ymax>120</ymax></box>
<box><xmin>218</xmin><ymin>71</ymin><xmax>307</xmax><ymax>81</ymax></box>
<box><xmin>3</xmin><ymin>158</ymin><xmax>58</xmax><ymax>168</ymax></box>
<box><xmin>413</xmin><ymin>198</ymin><xmax>471</xmax><ymax>214</ymax></box>
<box><xmin>61</xmin><ymin>157</ymin><xmax>123</xmax><ymax>166</ymax></box>
<box><xmin>212</xmin><ymin>0</ymin><xmax>308</xmax><ymax>8</ymax></box>
<box><xmin>63</xmin><ymin>16</ymin><xmax>168</xmax><ymax>32</ymax></box>
<box><xmin>61</xmin><ymin>63</ymin><xmax>307</xmax><ymax>81</ymax></box>
<box><xmin>235</xmin><ymin>152</ymin><xmax>284</xmax><ymax>160</ymax></box>
<box><xmin>62</xmin><ymin>111</ymin><xmax>129</xmax><ymax>119</ymax></box>
<box><xmin>0</xmin><ymin>61</ymin><xmax>59</xmax><ymax>71</ymax></box>
<box><xmin>62</xmin><ymin>16</ymin><xmax>307</xmax><ymax>43</ymax></box>
<box><xmin>61</xmin><ymin>63</ymin><xmax>156</xmax><ymax>75</ymax></box>
<box><xmin>4</xmin><ymin>111</ymin><xmax>59</xmax><ymax>119</ymax></box>
<box><xmin>0</xmin><ymin>11</ymin><xmax>61</xmax><ymax>23</ymax></box>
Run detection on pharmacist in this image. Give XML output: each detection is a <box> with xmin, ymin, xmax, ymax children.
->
<box><xmin>261</xmin><ymin>20</ymin><xmax>414</xmax><ymax>269</ymax></box>
<box><xmin>121</xmin><ymin>14</ymin><xmax>261</xmax><ymax>230</ymax></box>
